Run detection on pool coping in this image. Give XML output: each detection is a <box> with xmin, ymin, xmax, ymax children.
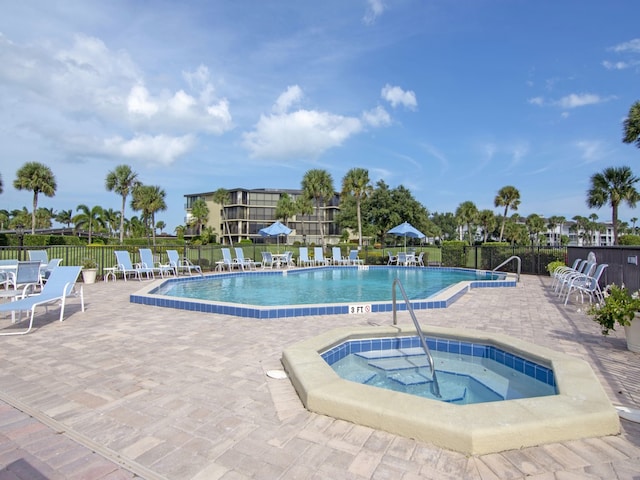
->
<box><xmin>281</xmin><ymin>325</ymin><xmax>620</xmax><ymax>455</ymax></box>
<box><xmin>129</xmin><ymin>266</ymin><xmax>518</xmax><ymax>318</ymax></box>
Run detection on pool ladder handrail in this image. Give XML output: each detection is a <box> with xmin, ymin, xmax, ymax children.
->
<box><xmin>492</xmin><ymin>255</ymin><xmax>521</xmax><ymax>282</ymax></box>
<box><xmin>391</xmin><ymin>278</ymin><xmax>441</xmax><ymax>398</ymax></box>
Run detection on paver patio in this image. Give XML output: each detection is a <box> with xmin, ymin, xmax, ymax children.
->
<box><xmin>0</xmin><ymin>272</ymin><xmax>639</xmax><ymax>479</ymax></box>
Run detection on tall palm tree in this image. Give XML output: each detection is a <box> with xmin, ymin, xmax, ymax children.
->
<box><xmin>212</xmin><ymin>188</ymin><xmax>233</xmax><ymax>246</ymax></box>
<box><xmin>294</xmin><ymin>195</ymin><xmax>314</xmax><ymax>240</ymax></box>
<box><xmin>105</xmin><ymin>164</ymin><xmax>139</xmax><ymax>244</ymax></box>
<box><xmin>131</xmin><ymin>185</ymin><xmax>167</xmax><ymax>246</ymax></box>
<box><xmin>55</xmin><ymin>209</ymin><xmax>74</xmax><ymax>231</ymax></box>
<box><xmin>477</xmin><ymin>209</ymin><xmax>496</xmax><ymax>243</ymax></box>
<box><xmin>73</xmin><ymin>204</ymin><xmax>105</xmax><ymax>244</ymax></box>
<box><xmin>301</xmin><ymin>169</ymin><xmax>335</xmax><ymax>250</ymax></box>
<box><xmin>101</xmin><ymin>208</ymin><xmax>120</xmax><ymax>238</ymax></box>
<box><xmin>494</xmin><ymin>185</ymin><xmax>521</xmax><ymax>242</ymax></box>
<box><xmin>623</xmin><ymin>100</ymin><xmax>640</xmax><ymax>148</ymax></box>
<box><xmin>0</xmin><ymin>173</ymin><xmax>3</xmax><ymax>194</ymax></box>
<box><xmin>455</xmin><ymin>201</ymin><xmax>479</xmax><ymax>245</ymax></box>
<box><xmin>341</xmin><ymin>168</ymin><xmax>372</xmax><ymax>247</ymax></box>
<box><xmin>587</xmin><ymin>166</ymin><xmax>640</xmax><ymax>245</ymax></box>
<box><xmin>631</xmin><ymin>217</ymin><xmax>638</xmax><ymax>235</ymax></box>
<box><xmin>275</xmin><ymin>193</ymin><xmax>297</xmax><ymax>225</ymax></box>
<box><xmin>13</xmin><ymin>162</ymin><xmax>57</xmax><ymax>234</ymax></box>
<box><xmin>190</xmin><ymin>198</ymin><xmax>209</xmax><ymax>235</ymax></box>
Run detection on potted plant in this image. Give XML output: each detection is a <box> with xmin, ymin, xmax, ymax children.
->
<box><xmin>81</xmin><ymin>258</ymin><xmax>99</xmax><ymax>284</ymax></box>
<box><xmin>587</xmin><ymin>284</ymin><xmax>640</xmax><ymax>352</ymax></box>
<box><xmin>546</xmin><ymin>260</ymin><xmax>565</xmax><ymax>276</ymax></box>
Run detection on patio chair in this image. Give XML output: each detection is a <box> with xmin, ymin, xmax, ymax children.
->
<box><xmin>550</xmin><ymin>258</ymin><xmax>582</xmax><ymax>291</ymax></box>
<box><xmin>331</xmin><ymin>247</ymin><xmax>346</xmax><ymax>265</ymax></box>
<box><xmin>280</xmin><ymin>251</ymin><xmax>295</xmax><ymax>268</ymax></box>
<box><xmin>0</xmin><ymin>266</ymin><xmax>84</xmax><ymax>336</ymax></box>
<box><xmin>563</xmin><ymin>263</ymin><xmax>609</xmax><ymax>305</ymax></box>
<box><xmin>40</xmin><ymin>258</ymin><xmax>62</xmax><ymax>283</ymax></box>
<box><xmin>1</xmin><ymin>261</ymin><xmax>41</xmax><ymax>300</ymax></box>
<box><xmin>348</xmin><ymin>250</ymin><xmax>364</xmax><ymax>265</ymax></box>
<box><xmin>261</xmin><ymin>251</ymin><xmax>275</xmax><ymax>269</ymax></box>
<box><xmin>387</xmin><ymin>251</ymin><xmax>398</xmax><ymax>265</ymax></box>
<box><xmin>0</xmin><ymin>259</ymin><xmax>18</xmax><ymax>289</ymax></box>
<box><xmin>298</xmin><ymin>247</ymin><xmax>313</xmax><ymax>267</ymax></box>
<box><xmin>555</xmin><ymin>260</ymin><xmax>595</xmax><ymax>296</ymax></box>
<box><xmin>114</xmin><ymin>250</ymin><xmax>154</xmax><ymax>281</ymax></box>
<box><xmin>235</xmin><ymin>247</ymin><xmax>260</xmax><ymax>270</ymax></box>
<box><xmin>415</xmin><ymin>252</ymin><xmax>425</xmax><ymax>267</ymax></box>
<box><xmin>313</xmin><ymin>247</ymin><xmax>329</xmax><ymax>266</ymax></box>
<box><xmin>28</xmin><ymin>250</ymin><xmax>48</xmax><ymax>265</ymax></box>
<box><xmin>167</xmin><ymin>250</ymin><xmax>203</xmax><ymax>276</ymax></box>
<box><xmin>139</xmin><ymin>249</ymin><xmax>175</xmax><ymax>278</ymax></box>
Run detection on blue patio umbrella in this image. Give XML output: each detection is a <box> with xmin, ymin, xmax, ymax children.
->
<box><xmin>259</xmin><ymin>221</ymin><xmax>292</xmax><ymax>252</ymax></box>
<box><xmin>387</xmin><ymin>222</ymin><xmax>425</xmax><ymax>251</ymax></box>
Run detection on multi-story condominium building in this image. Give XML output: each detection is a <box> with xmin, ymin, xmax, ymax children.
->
<box><xmin>184</xmin><ymin>188</ymin><xmax>341</xmax><ymax>245</ymax></box>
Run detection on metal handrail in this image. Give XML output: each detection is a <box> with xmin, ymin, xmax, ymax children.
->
<box><xmin>392</xmin><ymin>278</ymin><xmax>441</xmax><ymax>397</ymax></box>
<box><xmin>493</xmin><ymin>255</ymin><xmax>521</xmax><ymax>282</ymax></box>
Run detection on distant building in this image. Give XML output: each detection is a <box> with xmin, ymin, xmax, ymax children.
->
<box><xmin>184</xmin><ymin>188</ymin><xmax>341</xmax><ymax>245</ymax></box>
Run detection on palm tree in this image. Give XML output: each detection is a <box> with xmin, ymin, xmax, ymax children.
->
<box><xmin>301</xmin><ymin>169</ymin><xmax>335</xmax><ymax>250</ymax></box>
<box><xmin>631</xmin><ymin>217</ymin><xmax>638</xmax><ymax>235</ymax></box>
<box><xmin>587</xmin><ymin>166</ymin><xmax>640</xmax><ymax>245</ymax></box>
<box><xmin>477</xmin><ymin>209</ymin><xmax>496</xmax><ymax>243</ymax></box>
<box><xmin>294</xmin><ymin>195</ymin><xmax>314</xmax><ymax>240</ymax></box>
<box><xmin>494</xmin><ymin>185</ymin><xmax>521</xmax><ymax>242</ymax></box>
<box><xmin>341</xmin><ymin>168</ymin><xmax>373</xmax><ymax>247</ymax></box>
<box><xmin>156</xmin><ymin>221</ymin><xmax>166</xmax><ymax>235</ymax></box>
<box><xmin>131</xmin><ymin>185</ymin><xmax>167</xmax><ymax>246</ymax></box>
<box><xmin>190</xmin><ymin>198</ymin><xmax>209</xmax><ymax>235</ymax></box>
<box><xmin>525</xmin><ymin>214</ymin><xmax>545</xmax><ymax>245</ymax></box>
<box><xmin>105</xmin><ymin>164</ymin><xmax>139</xmax><ymax>244</ymax></box>
<box><xmin>73</xmin><ymin>204</ymin><xmax>105</xmax><ymax>244</ymax></box>
<box><xmin>212</xmin><ymin>188</ymin><xmax>233</xmax><ymax>246</ymax></box>
<box><xmin>0</xmin><ymin>173</ymin><xmax>3</xmax><ymax>194</ymax></box>
<box><xmin>55</xmin><ymin>209</ymin><xmax>74</xmax><ymax>231</ymax></box>
<box><xmin>623</xmin><ymin>100</ymin><xmax>640</xmax><ymax>148</ymax></box>
<box><xmin>455</xmin><ymin>201</ymin><xmax>479</xmax><ymax>245</ymax></box>
<box><xmin>13</xmin><ymin>162</ymin><xmax>57</xmax><ymax>234</ymax></box>
<box><xmin>275</xmin><ymin>193</ymin><xmax>297</xmax><ymax>225</ymax></box>
<box><xmin>101</xmin><ymin>208</ymin><xmax>120</xmax><ymax>238</ymax></box>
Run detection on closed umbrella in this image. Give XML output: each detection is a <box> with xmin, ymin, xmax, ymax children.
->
<box><xmin>387</xmin><ymin>222</ymin><xmax>425</xmax><ymax>252</ymax></box>
<box><xmin>259</xmin><ymin>221</ymin><xmax>292</xmax><ymax>252</ymax></box>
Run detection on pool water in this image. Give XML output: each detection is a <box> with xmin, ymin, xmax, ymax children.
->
<box><xmin>152</xmin><ymin>267</ymin><xmax>500</xmax><ymax>306</ymax></box>
<box><xmin>323</xmin><ymin>336</ymin><xmax>557</xmax><ymax>405</ymax></box>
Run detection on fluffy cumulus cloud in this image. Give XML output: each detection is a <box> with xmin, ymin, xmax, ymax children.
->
<box><xmin>603</xmin><ymin>38</ymin><xmax>640</xmax><ymax>70</ymax></box>
<box><xmin>0</xmin><ymin>33</ymin><xmax>232</xmax><ymax>166</ymax></box>
<box><xmin>242</xmin><ymin>85</ymin><xmax>367</xmax><ymax>160</ymax></box>
<box><xmin>362</xmin><ymin>106</ymin><xmax>391</xmax><ymax>127</ymax></box>
<box><xmin>381</xmin><ymin>84</ymin><xmax>417</xmax><ymax>110</ymax></box>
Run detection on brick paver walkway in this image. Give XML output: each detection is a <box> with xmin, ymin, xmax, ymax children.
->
<box><xmin>0</xmin><ymin>273</ymin><xmax>639</xmax><ymax>479</ymax></box>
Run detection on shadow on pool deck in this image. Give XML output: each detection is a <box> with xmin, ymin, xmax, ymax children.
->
<box><xmin>0</xmin><ymin>273</ymin><xmax>639</xmax><ymax>479</ymax></box>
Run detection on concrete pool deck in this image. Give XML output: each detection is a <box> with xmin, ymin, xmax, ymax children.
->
<box><xmin>0</xmin><ymin>273</ymin><xmax>639</xmax><ymax>478</ymax></box>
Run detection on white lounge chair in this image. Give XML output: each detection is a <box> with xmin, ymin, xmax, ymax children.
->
<box><xmin>28</xmin><ymin>250</ymin><xmax>48</xmax><ymax>265</ymax></box>
<box><xmin>331</xmin><ymin>247</ymin><xmax>346</xmax><ymax>265</ymax></box>
<box><xmin>564</xmin><ymin>263</ymin><xmax>609</xmax><ymax>305</ymax></box>
<box><xmin>261</xmin><ymin>251</ymin><xmax>275</xmax><ymax>269</ymax></box>
<box><xmin>298</xmin><ymin>247</ymin><xmax>313</xmax><ymax>267</ymax></box>
<box><xmin>167</xmin><ymin>250</ymin><xmax>203</xmax><ymax>276</ymax></box>
<box><xmin>114</xmin><ymin>250</ymin><xmax>154</xmax><ymax>281</ymax></box>
<box><xmin>0</xmin><ymin>266</ymin><xmax>84</xmax><ymax>335</ymax></box>
<box><xmin>313</xmin><ymin>247</ymin><xmax>329</xmax><ymax>266</ymax></box>
<box><xmin>280</xmin><ymin>251</ymin><xmax>295</xmax><ymax>268</ymax></box>
<box><xmin>235</xmin><ymin>247</ymin><xmax>260</xmax><ymax>270</ymax></box>
<box><xmin>348</xmin><ymin>250</ymin><xmax>364</xmax><ymax>265</ymax></box>
<box><xmin>41</xmin><ymin>258</ymin><xmax>62</xmax><ymax>283</ymax></box>
<box><xmin>139</xmin><ymin>249</ymin><xmax>174</xmax><ymax>278</ymax></box>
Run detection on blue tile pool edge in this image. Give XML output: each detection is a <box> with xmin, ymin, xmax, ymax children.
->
<box><xmin>130</xmin><ymin>267</ymin><xmax>517</xmax><ymax>319</ymax></box>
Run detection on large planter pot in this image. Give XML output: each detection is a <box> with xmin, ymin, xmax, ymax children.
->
<box><xmin>81</xmin><ymin>268</ymin><xmax>98</xmax><ymax>284</ymax></box>
<box><xmin>624</xmin><ymin>315</ymin><xmax>640</xmax><ymax>352</ymax></box>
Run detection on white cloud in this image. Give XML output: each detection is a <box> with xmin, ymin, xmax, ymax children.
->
<box><xmin>127</xmin><ymin>84</ymin><xmax>159</xmax><ymax>117</ymax></box>
<box><xmin>575</xmin><ymin>140</ymin><xmax>606</xmax><ymax>163</ymax></box>
<box><xmin>602</xmin><ymin>60</ymin><xmax>630</xmax><ymax>70</ymax></box>
<box><xmin>556</xmin><ymin>93</ymin><xmax>605</xmax><ymax>109</ymax></box>
<box><xmin>243</xmin><ymin>109</ymin><xmax>362</xmax><ymax>160</ymax></box>
<box><xmin>610</xmin><ymin>38</ymin><xmax>640</xmax><ymax>53</ymax></box>
<box><xmin>102</xmin><ymin>134</ymin><xmax>195</xmax><ymax>166</ymax></box>
<box><xmin>362</xmin><ymin>106</ymin><xmax>391</xmax><ymax>127</ymax></box>
<box><xmin>273</xmin><ymin>85</ymin><xmax>303</xmax><ymax>114</ymax></box>
<box><xmin>528</xmin><ymin>96</ymin><xmax>544</xmax><ymax>106</ymax></box>
<box><xmin>363</xmin><ymin>0</ymin><xmax>386</xmax><ymax>25</ymax></box>
<box><xmin>381</xmin><ymin>84</ymin><xmax>417</xmax><ymax>110</ymax></box>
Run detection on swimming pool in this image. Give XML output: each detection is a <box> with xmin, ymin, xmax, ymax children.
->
<box><xmin>323</xmin><ymin>336</ymin><xmax>557</xmax><ymax>405</ymax></box>
<box><xmin>132</xmin><ymin>266</ymin><xmax>515</xmax><ymax>318</ymax></box>
<box><xmin>282</xmin><ymin>325</ymin><xmax>620</xmax><ymax>455</ymax></box>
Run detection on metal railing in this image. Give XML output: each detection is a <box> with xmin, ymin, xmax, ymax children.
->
<box><xmin>391</xmin><ymin>278</ymin><xmax>440</xmax><ymax>397</ymax></box>
<box><xmin>492</xmin><ymin>255</ymin><xmax>521</xmax><ymax>282</ymax></box>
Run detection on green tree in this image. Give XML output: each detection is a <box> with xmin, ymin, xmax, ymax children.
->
<box><xmin>105</xmin><ymin>164</ymin><xmax>139</xmax><ymax>244</ymax></box>
<box><xmin>494</xmin><ymin>185</ymin><xmax>521</xmax><ymax>242</ymax></box>
<box><xmin>294</xmin><ymin>195</ymin><xmax>314</xmax><ymax>239</ymax></box>
<box><xmin>525</xmin><ymin>213</ymin><xmax>545</xmax><ymax>245</ymax></box>
<box><xmin>212</xmin><ymin>188</ymin><xmax>233</xmax><ymax>246</ymax></box>
<box><xmin>547</xmin><ymin>215</ymin><xmax>566</xmax><ymax>247</ymax></box>
<box><xmin>101</xmin><ymin>208</ymin><xmax>120</xmax><ymax>238</ymax></box>
<box><xmin>623</xmin><ymin>100</ymin><xmax>640</xmax><ymax>148</ymax></box>
<box><xmin>275</xmin><ymin>193</ymin><xmax>297</xmax><ymax>225</ymax></box>
<box><xmin>341</xmin><ymin>167</ymin><xmax>373</xmax><ymax>247</ymax></box>
<box><xmin>131</xmin><ymin>185</ymin><xmax>167</xmax><ymax>246</ymax></box>
<box><xmin>190</xmin><ymin>198</ymin><xmax>209</xmax><ymax>236</ymax></box>
<box><xmin>586</xmin><ymin>166</ymin><xmax>640</xmax><ymax>245</ymax></box>
<box><xmin>455</xmin><ymin>201</ymin><xmax>479</xmax><ymax>245</ymax></box>
<box><xmin>73</xmin><ymin>204</ymin><xmax>105</xmax><ymax>244</ymax></box>
<box><xmin>156</xmin><ymin>220</ymin><xmax>166</xmax><ymax>235</ymax></box>
<box><xmin>55</xmin><ymin>209</ymin><xmax>74</xmax><ymax>230</ymax></box>
<box><xmin>0</xmin><ymin>173</ymin><xmax>3</xmax><ymax>194</ymax></box>
<box><xmin>301</xmin><ymin>169</ymin><xmax>335</xmax><ymax>250</ymax></box>
<box><xmin>430</xmin><ymin>212</ymin><xmax>457</xmax><ymax>241</ymax></box>
<box><xmin>477</xmin><ymin>209</ymin><xmax>496</xmax><ymax>243</ymax></box>
<box><xmin>13</xmin><ymin>162</ymin><xmax>57</xmax><ymax>234</ymax></box>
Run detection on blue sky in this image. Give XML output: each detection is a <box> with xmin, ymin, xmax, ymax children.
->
<box><xmin>1</xmin><ymin>0</ymin><xmax>639</xmax><ymax>232</ymax></box>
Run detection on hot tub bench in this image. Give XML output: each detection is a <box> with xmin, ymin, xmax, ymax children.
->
<box><xmin>281</xmin><ymin>325</ymin><xmax>620</xmax><ymax>455</ymax></box>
